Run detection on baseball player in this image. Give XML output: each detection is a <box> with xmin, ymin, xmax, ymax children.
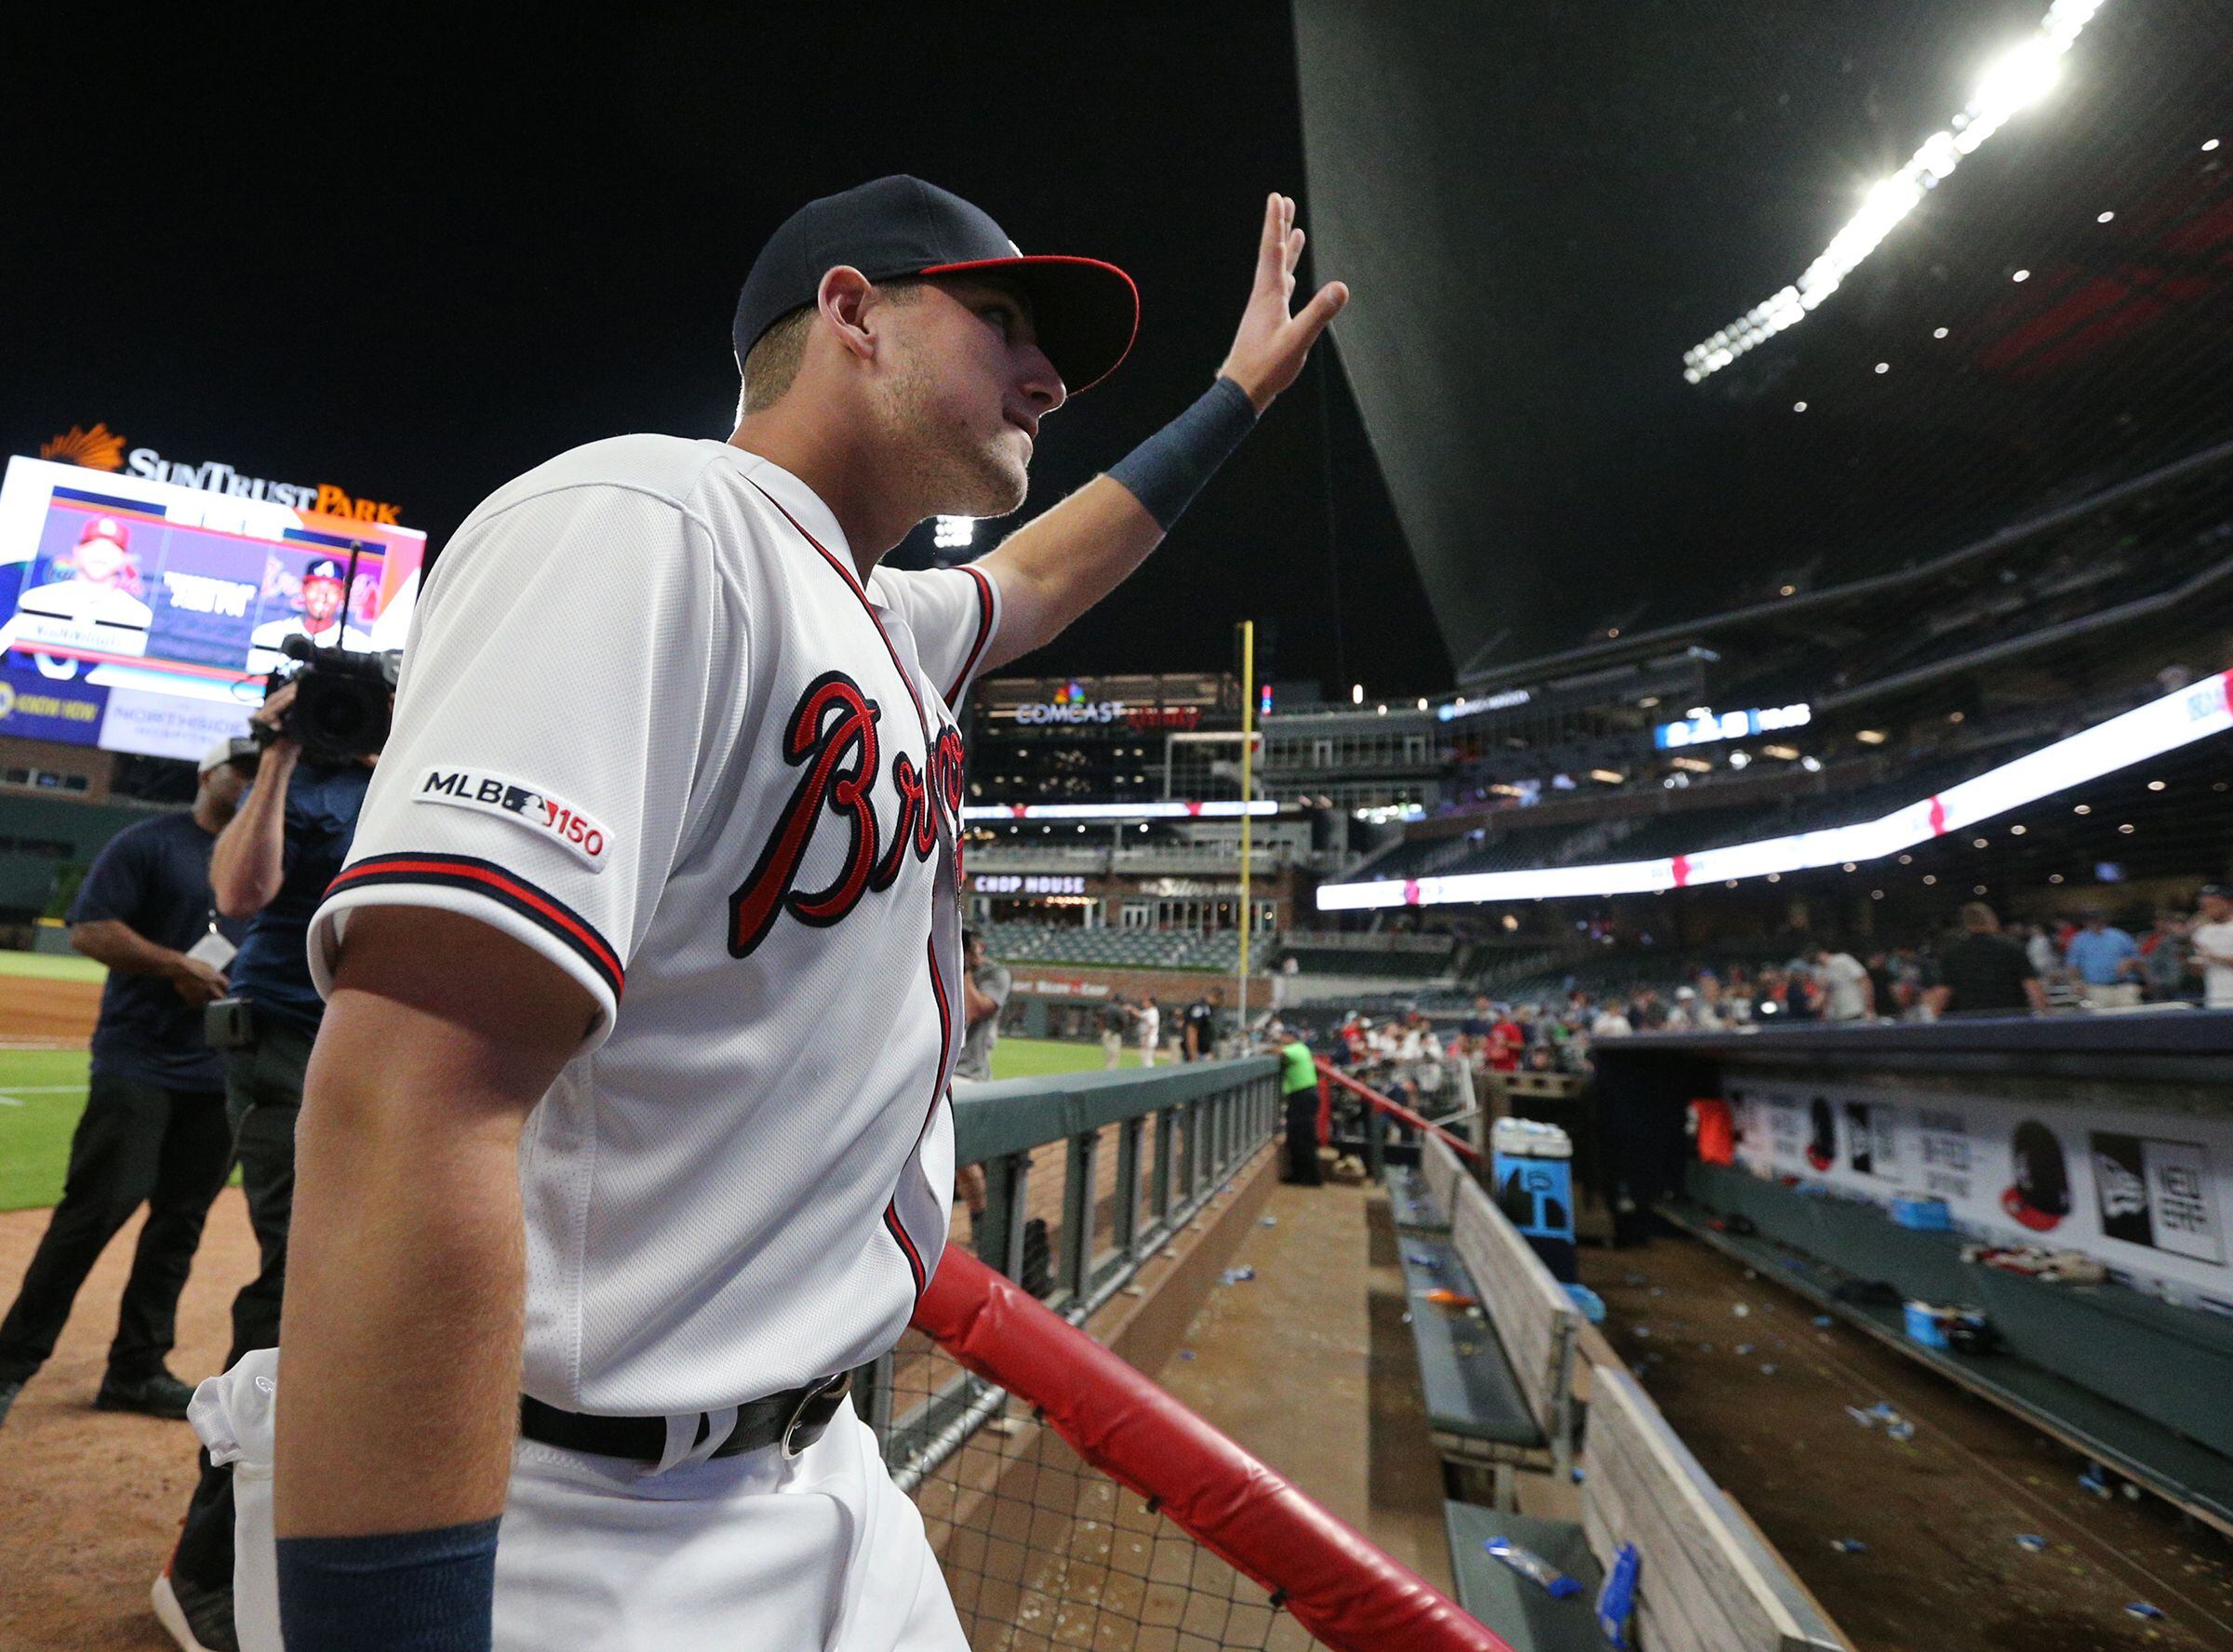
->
<box><xmin>245</xmin><ymin>558</ymin><xmax>373</xmax><ymax>675</ymax></box>
<box><xmin>191</xmin><ymin>175</ymin><xmax>1344</xmax><ymax>1652</ymax></box>
<box><xmin>1</xmin><ymin>513</ymin><xmax>154</xmax><ymax>661</ymax></box>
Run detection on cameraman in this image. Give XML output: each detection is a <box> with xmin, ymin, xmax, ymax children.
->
<box><xmin>159</xmin><ymin>680</ymin><xmax>378</xmax><ymax>1648</ymax></box>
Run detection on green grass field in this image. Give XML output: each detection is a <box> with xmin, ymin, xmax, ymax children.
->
<box><xmin>0</xmin><ymin>947</ymin><xmax>107</xmax><ymax>984</ymax></box>
<box><xmin>0</xmin><ymin>1033</ymin><xmax>1125</xmax><ymax>1213</ymax></box>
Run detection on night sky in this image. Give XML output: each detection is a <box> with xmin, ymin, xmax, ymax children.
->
<box><xmin>2</xmin><ymin>7</ymin><xmax>1439</xmax><ymax>697</ymax></box>
<box><xmin>10</xmin><ymin>5</ymin><xmax>2226</xmax><ymax>702</ymax></box>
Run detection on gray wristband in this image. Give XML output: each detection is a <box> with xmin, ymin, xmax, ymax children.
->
<box><xmin>1107</xmin><ymin>376</ymin><xmax>1259</xmax><ymax>531</ymax></box>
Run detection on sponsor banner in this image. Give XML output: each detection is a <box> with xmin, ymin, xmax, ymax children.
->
<box><xmin>97</xmin><ymin>685</ymin><xmax>252</xmax><ymax>761</ymax></box>
<box><xmin>1012</xmin><ymin>976</ymin><xmax>1113</xmax><ymax>999</ymax></box>
<box><xmin>1728</xmin><ymin>1078</ymin><xmax>2233</xmax><ymax>1306</ymax></box>
<box><xmin>974</xmin><ymin>873</ymin><xmax>1087</xmax><ymax>895</ymax></box>
<box><xmin>0</xmin><ymin>665</ymin><xmax>107</xmax><ymax>746</ymax></box>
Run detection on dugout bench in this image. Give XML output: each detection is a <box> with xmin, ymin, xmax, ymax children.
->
<box><xmin>1394</xmin><ymin>1136</ymin><xmax>1579</xmax><ymax>1506</ymax></box>
<box><xmin>1441</xmin><ymin>1364</ymin><xmax>1848</xmax><ymax>1652</ymax></box>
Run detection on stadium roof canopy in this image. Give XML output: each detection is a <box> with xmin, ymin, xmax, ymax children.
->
<box><xmin>1293</xmin><ymin>0</ymin><xmax>2233</xmax><ymax>683</ymax></box>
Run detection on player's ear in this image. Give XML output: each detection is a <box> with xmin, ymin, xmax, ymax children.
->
<box><xmin>817</xmin><ymin>266</ymin><xmax>877</xmax><ymax>364</ymax></box>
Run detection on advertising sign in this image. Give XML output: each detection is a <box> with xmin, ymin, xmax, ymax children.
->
<box><xmin>1727</xmin><ymin>1079</ymin><xmax>2233</xmax><ymax>1310</ymax></box>
<box><xmin>0</xmin><ymin>664</ymin><xmax>106</xmax><ymax>747</ymax></box>
<box><xmin>0</xmin><ymin>456</ymin><xmax>423</xmax><ymax>761</ymax></box>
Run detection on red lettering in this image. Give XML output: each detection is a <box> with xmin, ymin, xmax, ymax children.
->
<box><xmin>728</xmin><ymin>672</ymin><xmax>882</xmax><ymax>957</ymax></box>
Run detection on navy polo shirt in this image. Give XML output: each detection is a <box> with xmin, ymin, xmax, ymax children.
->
<box><xmin>68</xmin><ymin>812</ymin><xmax>246</xmax><ymax>1089</ymax></box>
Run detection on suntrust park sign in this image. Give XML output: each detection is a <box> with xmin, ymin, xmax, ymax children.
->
<box><xmin>40</xmin><ymin>423</ymin><xmax>404</xmax><ymax>524</ymax></box>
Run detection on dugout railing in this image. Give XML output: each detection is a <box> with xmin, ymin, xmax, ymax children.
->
<box><xmin>865</xmin><ymin>1057</ymin><xmax>1513</xmax><ymax>1650</ymax></box>
<box><xmin>864</xmin><ymin>1056</ymin><xmax>1284</xmax><ymax>1485</ymax></box>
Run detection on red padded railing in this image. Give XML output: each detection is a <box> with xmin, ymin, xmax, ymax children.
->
<box><xmin>913</xmin><ymin>1246</ymin><xmax>1514</xmax><ymax>1652</ymax></box>
<box><xmin>1316</xmin><ymin>1060</ymin><xmax>1482</xmax><ymax>1162</ymax></box>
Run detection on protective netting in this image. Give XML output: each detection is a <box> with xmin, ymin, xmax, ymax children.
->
<box><xmin>897</xmin><ymin>1246</ymin><xmax>1509</xmax><ymax>1652</ymax></box>
<box><xmin>888</xmin><ymin>1326</ymin><xmax>1317</xmax><ymax>1651</ymax></box>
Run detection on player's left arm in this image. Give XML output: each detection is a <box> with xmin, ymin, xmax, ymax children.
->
<box><xmin>976</xmin><ymin>193</ymin><xmax>1348</xmax><ymax>673</ymax></box>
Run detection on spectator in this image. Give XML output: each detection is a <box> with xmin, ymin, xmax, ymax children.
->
<box><xmin>0</xmin><ymin>742</ymin><xmax>250</xmax><ymax>1430</ymax></box>
<box><xmin>1463</xmin><ymin>993</ymin><xmax>1494</xmax><ymax>1038</ymax></box>
<box><xmin>2065</xmin><ymin>909</ymin><xmax>2142</xmax><ymax>1007</ymax></box>
<box><xmin>1630</xmin><ymin>986</ymin><xmax>1667</xmax><ymax>1032</ymax></box>
<box><xmin>1925</xmin><ymin>902</ymin><xmax>2046</xmax><ymax>1017</ymax></box>
<box><xmin>1486</xmin><ymin>1004</ymin><xmax>1523</xmax><ymax>1072</ymax></box>
<box><xmin>1812</xmin><ymin>946</ymin><xmax>1874</xmax><ymax>1021</ymax></box>
<box><xmin>1136</xmin><ymin>994</ymin><xmax>1162</xmax><ymax>1068</ymax></box>
<box><xmin>2139</xmin><ymin>911</ymin><xmax>2195</xmax><ymax>1004</ymax></box>
<box><xmin>2018</xmin><ymin>923</ymin><xmax>2059</xmax><ymax>980</ymax></box>
<box><xmin>1864</xmin><ymin>951</ymin><xmax>1900</xmax><ymax>1019</ymax></box>
<box><xmin>1590</xmin><ymin>1000</ymin><xmax>1634</xmax><ymax>1039</ymax></box>
<box><xmin>2191</xmin><ymin>885</ymin><xmax>2233</xmax><ymax>1010</ymax></box>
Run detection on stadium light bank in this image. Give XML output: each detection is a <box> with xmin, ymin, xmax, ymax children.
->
<box><xmin>1316</xmin><ymin>670</ymin><xmax>2231</xmax><ymax>911</ymax></box>
<box><xmin>1682</xmin><ymin>0</ymin><xmax>2112</xmax><ymax>384</ymax></box>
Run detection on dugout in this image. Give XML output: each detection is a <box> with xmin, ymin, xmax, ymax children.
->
<box><xmin>1590</xmin><ymin>1011</ymin><xmax>2233</xmax><ymax>1533</ymax></box>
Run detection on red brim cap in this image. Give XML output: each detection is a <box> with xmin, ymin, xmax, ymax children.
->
<box><xmin>918</xmin><ymin>254</ymin><xmax>1140</xmax><ymax>395</ymax></box>
<box><xmin>1999</xmin><ymin>1187</ymin><xmax>2065</xmax><ymax>1232</ymax></box>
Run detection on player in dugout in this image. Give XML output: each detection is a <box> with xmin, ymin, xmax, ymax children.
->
<box><xmin>188</xmin><ymin>177</ymin><xmax>1344</xmax><ymax>1652</ymax></box>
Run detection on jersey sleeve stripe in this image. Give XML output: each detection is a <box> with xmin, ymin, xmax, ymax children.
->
<box><xmin>324</xmin><ymin>852</ymin><xmax>625</xmax><ymax>999</ymax></box>
<box><xmin>882</xmin><ymin>1203</ymin><xmax>928</xmax><ymax>1297</ymax></box>
<box><xmin>943</xmin><ymin>564</ymin><xmax>997</xmax><ymax>705</ymax></box>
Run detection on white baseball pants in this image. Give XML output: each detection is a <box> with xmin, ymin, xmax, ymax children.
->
<box><xmin>194</xmin><ymin>1349</ymin><xmax>968</xmax><ymax>1652</ymax></box>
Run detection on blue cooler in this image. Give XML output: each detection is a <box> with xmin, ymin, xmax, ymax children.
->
<box><xmin>1493</xmin><ymin>1118</ymin><xmax>1577</xmax><ymax>1282</ymax></box>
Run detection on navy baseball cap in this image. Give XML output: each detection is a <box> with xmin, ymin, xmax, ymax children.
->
<box><xmin>304</xmin><ymin>558</ymin><xmax>344</xmax><ymax>584</ymax></box>
<box><xmin>733</xmin><ymin>176</ymin><xmax>1139</xmax><ymax>395</ymax></box>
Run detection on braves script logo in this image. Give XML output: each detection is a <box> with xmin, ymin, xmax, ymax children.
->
<box><xmin>414</xmin><ymin>768</ymin><xmax>610</xmax><ymax>870</ymax></box>
<box><xmin>729</xmin><ymin>672</ymin><xmax>965</xmax><ymax>958</ymax></box>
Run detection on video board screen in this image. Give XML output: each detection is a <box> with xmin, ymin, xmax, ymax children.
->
<box><xmin>0</xmin><ymin>456</ymin><xmax>424</xmax><ymax>760</ymax></box>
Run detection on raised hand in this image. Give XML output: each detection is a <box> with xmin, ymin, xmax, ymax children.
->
<box><xmin>1216</xmin><ymin>193</ymin><xmax>1350</xmax><ymax>412</ymax></box>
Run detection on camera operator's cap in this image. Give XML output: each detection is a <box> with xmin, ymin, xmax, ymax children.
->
<box><xmin>303</xmin><ymin>558</ymin><xmax>344</xmax><ymax>584</ymax></box>
<box><xmin>196</xmin><ymin>739</ymin><xmax>234</xmax><ymax>776</ymax></box>
<box><xmin>78</xmin><ymin>515</ymin><xmax>129</xmax><ymax>551</ymax></box>
<box><xmin>733</xmin><ymin>175</ymin><xmax>1139</xmax><ymax>395</ymax></box>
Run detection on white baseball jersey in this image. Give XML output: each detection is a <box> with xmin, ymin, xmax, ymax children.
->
<box><xmin>310</xmin><ymin>436</ymin><xmax>1001</xmax><ymax>1415</ymax></box>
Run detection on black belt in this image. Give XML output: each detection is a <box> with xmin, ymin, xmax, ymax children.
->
<box><xmin>518</xmin><ymin>1371</ymin><xmax>851</xmax><ymax>1464</ymax></box>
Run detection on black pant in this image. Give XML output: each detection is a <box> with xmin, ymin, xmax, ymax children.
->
<box><xmin>0</xmin><ymin>1070</ymin><xmax>233</xmax><ymax>1385</ymax></box>
<box><xmin>1282</xmin><ymin>1088</ymin><xmax>1323</xmax><ymax>1185</ymax></box>
<box><xmin>174</xmin><ymin>1019</ymin><xmax>314</xmax><ymax>1593</ymax></box>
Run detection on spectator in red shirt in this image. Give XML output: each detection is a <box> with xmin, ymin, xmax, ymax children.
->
<box><xmin>1487</xmin><ymin>1007</ymin><xmax>1524</xmax><ymax>1072</ymax></box>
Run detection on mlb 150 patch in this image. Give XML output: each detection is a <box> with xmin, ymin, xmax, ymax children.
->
<box><xmin>413</xmin><ymin>767</ymin><xmax>611</xmax><ymax>871</ymax></box>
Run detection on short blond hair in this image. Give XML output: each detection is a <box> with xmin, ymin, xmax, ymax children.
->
<box><xmin>740</xmin><ymin>279</ymin><xmax>927</xmax><ymax>415</ymax></box>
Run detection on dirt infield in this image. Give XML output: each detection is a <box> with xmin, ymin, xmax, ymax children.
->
<box><xmin>0</xmin><ymin>976</ymin><xmax>101</xmax><ymax>1047</ymax></box>
<box><xmin>0</xmin><ymin>1191</ymin><xmax>256</xmax><ymax>1651</ymax></box>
